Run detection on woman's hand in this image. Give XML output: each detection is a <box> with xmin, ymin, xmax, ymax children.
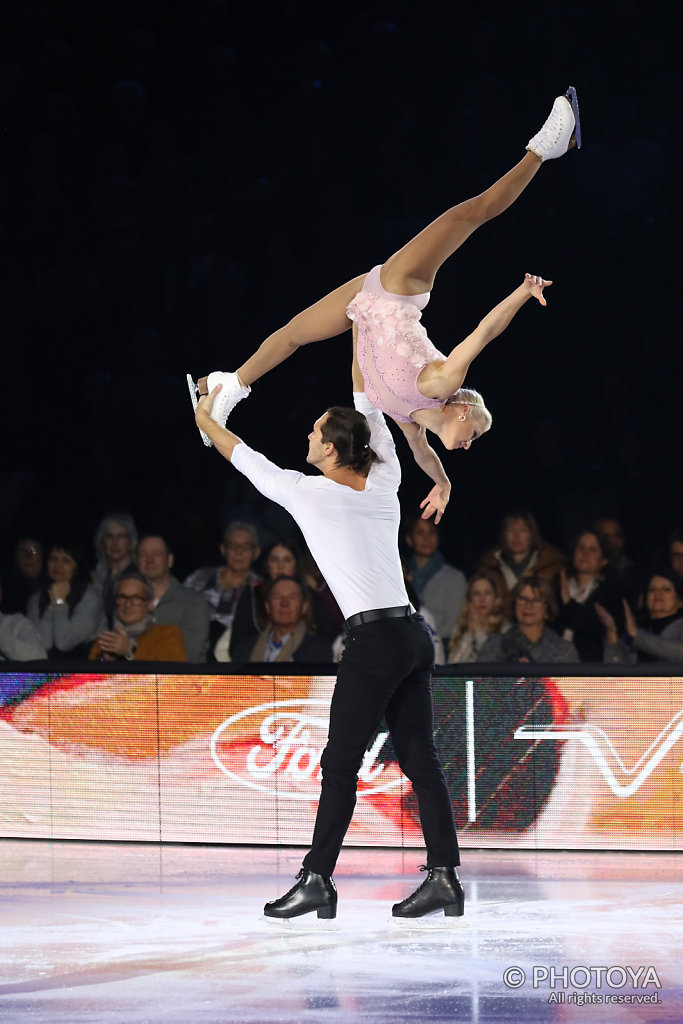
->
<box><xmin>559</xmin><ymin>568</ymin><xmax>570</xmax><ymax>605</ymax></box>
<box><xmin>49</xmin><ymin>581</ymin><xmax>71</xmax><ymax>604</ymax></box>
<box><xmin>523</xmin><ymin>273</ymin><xmax>553</xmax><ymax>306</ymax></box>
<box><xmin>420</xmin><ymin>482</ymin><xmax>451</xmax><ymax>525</ymax></box>
<box><xmin>594</xmin><ymin>602</ymin><xmax>618</xmax><ymax>643</ymax></box>
<box><xmin>623</xmin><ymin>598</ymin><xmax>638</xmax><ymax>639</ymax></box>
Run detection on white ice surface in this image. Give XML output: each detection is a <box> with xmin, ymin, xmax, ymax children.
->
<box><xmin>0</xmin><ymin>842</ymin><xmax>681</xmax><ymax>1024</ymax></box>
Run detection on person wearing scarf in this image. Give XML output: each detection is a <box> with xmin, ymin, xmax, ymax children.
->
<box><xmin>599</xmin><ymin>570</ymin><xmax>683</xmax><ymax>663</ymax></box>
<box><xmin>405</xmin><ymin>517</ymin><xmax>465</xmax><ymax>645</ymax></box>
<box><xmin>231</xmin><ymin>575</ymin><xmax>332</xmax><ymax>663</ymax></box>
<box><xmin>89</xmin><ymin>570</ymin><xmax>186</xmax><ymax>662</ymax></box>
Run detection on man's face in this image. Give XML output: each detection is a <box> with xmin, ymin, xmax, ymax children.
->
<box><xmin>409</xmin><ymin>520</ymin><xmax>439</xmax><ymax>558</ymax></box>
<box><xmin>669</xmin><ymin>542</ymin><xmax>683</xmax><ymax>578</ymax></box>
<box><xmin>221</xmin><ymin>529</ymin><xmax>258</xmax><ymax>573</ymax></box>
<box><xmin>137</xmin><ymin>537</ymin><xmax>173</xmax><ymax>583</ymax></box>
<box><xmin>265</xmin><ymin>579</ymin><xmax>307</xmax><ymax>631</ymax></box>
<box><xmin>115</xmin><ymin>579</ymin><xmax>151</xmax><ymax>626</ymax></box>
<box><xmin>306</xmin><ymin>414</ymin><xmax>332</xmax><ymax>469</ymax></box>
<box><xmin>595</xmin><ymin>518</ymin><xmax>624</xmax><ymax>558</ymax></box>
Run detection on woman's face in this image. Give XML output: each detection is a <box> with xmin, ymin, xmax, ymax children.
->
<box><xmin>514</xmin><ymin>585</ymin><xmax>547</xmax><ymax>630</ymax></box>
<box><xmin>16</xmin><ymin>539</ymin><xmax>43</xmax><ymax>579</ymax></box>
<box><xmin>47</xmin><ymin>548</ymin><xmax>78</xmax><ymax>584</ymax></box>
<box><xmin>103</xmin><ymin>524</ymin><xmax>132</xmax><ymax>565</ymax></box>
<box><xmin>468</xmin><ymin>579</ymin><xmax>496</xmax><ymax>618</ymax></box>
<box><xmin>222</xmin><ymin>529</ymin><xmax>258</xmax><ymax>574</ymax></box>
<box><xmin>442</xmin><ymin>405</ymin><xmax>481</xmax><ymax>451</ymax></box>
<box><xmin>572</xmin><ymin>533</ymin><xmax>607</xmax><ymax>577</ymax></box>
<box><xmin>646</xmin><ymin>576</ymin><xmax>682</xmax><ymax>619</ymax></box>
<box><xmin>266</xmin><ymin>545</ymin><xmax>297</xmax><ymax>580</ymax></box>
<box><xmin>503</xmin><ymin>518</ymin><xmax>533</xmax><ymax>557</ymax></box>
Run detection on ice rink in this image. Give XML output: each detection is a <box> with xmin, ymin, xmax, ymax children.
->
<box><xmin>1</xmin><ymin>841</ymin><xmax>681</xmax><ymax>1023</ymax></box>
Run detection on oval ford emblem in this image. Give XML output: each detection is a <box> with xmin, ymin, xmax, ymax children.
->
<box><xmin>211</xmin><ymin>699</ymin><xmax>405</xmax><ymax>799</ymax></box>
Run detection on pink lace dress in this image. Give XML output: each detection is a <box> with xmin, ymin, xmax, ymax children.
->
<box><xmin>346</xmin><ymin>265</ymin><xmax>446</xmax><ymax>423</ymax></box>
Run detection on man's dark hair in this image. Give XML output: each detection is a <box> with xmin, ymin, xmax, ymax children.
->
<box><xmin>116</xmin><ymin>568</ymin><xmax>154</xmax><ymax>601</ymax></box>
<box><xmin>321</xmin><ymin>407</ymin><xmax>381</xmax><ymax>476</ymax></box>
<box><xmin>137</xmin><ymin>532</ymin><xmax>173</xmax><ymax>555</ymax></box>
<box><xmin>263</xmin><ymin>574</ymin><xmax>310</xmax><ymax>605</ymax></box>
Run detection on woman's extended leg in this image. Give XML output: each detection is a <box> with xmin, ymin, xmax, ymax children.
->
<box><xmin>381</xmin><ymin>89</ymin><xmax>578</xmax><ymax>295</ymax></box>
<box><xmin>207</xmin><ymin>153</ymin><xmax>540</xmax><ymax>392</ymax></box>
<box><xmin>198</xmin><ymin>273</ymin><xmax>366</xmax><ymax>392</ymax></box>
<box><xmin>381</xmin><ymin>152</ymin><xmax>542</xmax><ymax>296</ymax></box>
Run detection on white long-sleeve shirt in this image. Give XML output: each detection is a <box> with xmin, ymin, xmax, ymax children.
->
<box><xmin>231</xmin><ymin>393</ymin><xmax>410</xmax><ymax>620</ymax></box>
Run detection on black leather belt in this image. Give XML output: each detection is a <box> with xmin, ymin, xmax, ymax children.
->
<box><xmin>345</xmin><ymin>605</ymin><xmax>413</xmax><ymax>630</ymax></box>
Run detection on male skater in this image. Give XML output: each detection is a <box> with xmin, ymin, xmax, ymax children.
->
<box><xmin>194</xmin><ymin>347</ymin><xmax>463</xmax><ymax>921</ymax></box>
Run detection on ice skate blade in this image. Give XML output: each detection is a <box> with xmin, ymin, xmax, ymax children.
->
<box><xmin>390</xmin><ymin>914</ymin><xmax>468</xmax><ymax>931</ymax></box>
<box><xmin>186</xmin><ymin>373</ymin><xmax>213</xmax><ymax>447</ymax></box>
<box><xmin>260</xmin><ymin>914</ymin><xmax>340</xmax><ymax>933</ymax></box>
<box><xmin>565</xmin><ymin>85</ymin><xmax>582</xmax><ymax>149</ymax></box>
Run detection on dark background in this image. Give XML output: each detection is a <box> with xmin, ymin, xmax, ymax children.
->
<box><xmin>0</xmin><ymin>0</ymin><xmax>680</xmax><ymax>578</ymax></box>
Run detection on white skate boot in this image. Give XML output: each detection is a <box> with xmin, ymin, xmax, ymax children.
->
<box><xmin>526</xmin><ymin>87</ymin><xmax>581</xmax><ymax>161</ymax></box>
<box><xmin>186</xmin><ymin>371</ymin><xmax>252</xmax><ymax>447</ymax></box>
<box><xmin>206</xmin><ymin>370</ymin><xmax>251</xmax><ymax>427</ymax></box>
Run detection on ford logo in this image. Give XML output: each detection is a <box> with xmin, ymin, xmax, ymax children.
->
<box><xmin>211</xmin><ymin>699</ymin><xmax>405</xmax><ymax>799</ymax></box>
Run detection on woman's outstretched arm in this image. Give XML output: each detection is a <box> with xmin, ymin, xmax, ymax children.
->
<box><xmin>418</xmin><ymin>274</ymin><xmax>552</xmax><ymax>400</ymax></box>
<box><xmin>396</xmin><ymin>421</ymin><xmax>451</xmax><ymax>524</ymax></box>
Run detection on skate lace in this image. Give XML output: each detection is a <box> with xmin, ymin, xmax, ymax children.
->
<box><xmin>539</xmin><ymin>104</ymin><xmax>567</xmax><ymax>145</ymax></box>
<box><xmin>411</xmin><ymin>864</ymin><xmax>432</xmax><ymax>894</ymax></box>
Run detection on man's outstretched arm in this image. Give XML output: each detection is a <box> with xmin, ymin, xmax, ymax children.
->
<box><xmin>195</xmin><ymin>387</ymin><xmax>243</xmax><ymax>462</ymax></box>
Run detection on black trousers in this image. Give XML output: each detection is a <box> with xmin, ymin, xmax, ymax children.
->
<box><xmin>302</xmin><ymin>613</ymin><xmax>460</xmax><ymax>877</ymax></box>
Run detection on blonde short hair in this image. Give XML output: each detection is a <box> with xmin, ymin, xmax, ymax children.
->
<box><xmin>447</xmin><ymin>387</ymin><xmax>492</xmax><ymax>432</ymax></box>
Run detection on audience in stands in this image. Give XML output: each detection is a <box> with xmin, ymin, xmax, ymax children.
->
<box><xmin>0</xmin><ymin>536</ymin><xmax>44</xmax><ymax>614</ymax></box>
<box><xmin>600</xmin><ymin>569</ymin><xmax>683</xmax><ymax>663</ymax></box>
<box><xmin>404</xmin><ymin>517</ymin><xmax>465</xmax><ymax>646</ymax></box>
<box><xmin>475</xmin><ymin>510</ymin><xmax>565</xmax><ymax>616</ymax></box>
<box><xmin>89</xmin><ymin>570</ymin><xmax>186</xmax><ymax>662</ymax></box>
<box><xmin>230</xmin><ymin>538</ymin><xmax>343</xmax><ymax>657</ymax></box>
<box><xmin>0</xmin><ymin>577</ymin><xmax>47</xmax><ymax>660</ymax></box>
<box><xmin>554</xmin><ymin>530</ymin><xmax>628</xmax><ymax>662</ymax></box>
<box><xmin>184</xmin><ymin>521</ymin><xmax>261</xmax><ymax>659</ymax></box>
<box><xmin>594</xmin><ymin>516</ymin><xmax>636</xmax><ymax>594</ymax></box>
<box><xmin>6</xmin><ymin>505</ymin><xmax>683</xmax><ymax>667</ymax></box>
<box><xmin>27</xmin><ymin>541</ymin><xmax>104</xmax><ymax>658</ymax></box>
<box><xmin>477</xmin><ymin>576</ymin><xmax>580</xmax><ymax>663</ymax></box>
<box><xmin>448</xmin><ymin>571</ymin><xmax>509</xmax><ymax>663</ymax></box>
<box><xmin>230</xmin><ymin>576</ymin><xmax>333</xmax><ymax>663</ymax></box>
<box><xmin>93</xmin><ymin>513</ymin><xmax>138</xmax><ymax>625</ymax></box>
<box><xmin>136</xmin><ymin>534</ymin><xmax>210</xmax><ymax>662</ymax></box>
<box><xmin>298</xmin><ymin>546</ymin><xmax>345</xmax><ymax>641</ymax></box>
<box><xmin>667</xmin><ymin>527</ymin><xmax>683</xmax><ymax>588</ymax></box>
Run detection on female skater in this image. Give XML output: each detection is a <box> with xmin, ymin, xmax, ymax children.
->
<box><xmin>189</xmin><ymin>89</ymin><xmax>580</xmax><ymax>522</ymax></box>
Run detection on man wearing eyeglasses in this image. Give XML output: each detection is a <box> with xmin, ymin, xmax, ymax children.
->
<box><xmin>89</xmin><ymin>570</ymin><xmax>187</xmax><ymax>662</ymax></box>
